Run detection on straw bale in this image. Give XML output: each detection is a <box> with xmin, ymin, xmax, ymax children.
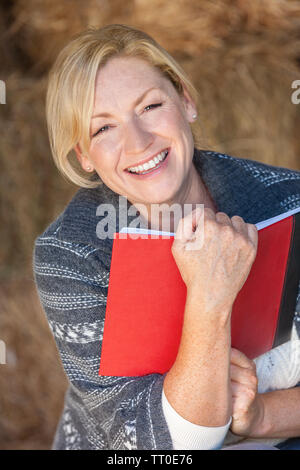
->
<box><xmin>1</xmin><ymin>0</ymin><xmax>300</xmax><ymax>450</ymax></box>
<box><xmin>8</xmin><ymin>0</ymin><xmax>300</xmax><ymax>72</ymax></box>
<box><xmin>0</xmin><ymin>74</ymin><xmax>76</xmax><ymax>280</ymax></box>
<box><xmin>0</xmin><ymin>280</ymin><xmax>68</xmax><ymax>449</ymax></box>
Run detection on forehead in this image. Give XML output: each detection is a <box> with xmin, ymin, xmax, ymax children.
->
<box><xmin>93</xmin><ymin>56</ymin><xmax>173</xmax><ymax>106</ymax></box>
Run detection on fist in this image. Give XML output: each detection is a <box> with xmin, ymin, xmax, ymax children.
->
<box><xmin>230</xmin><ymin>348</ymin><xmax>264</xmax><ymax>437</ymax></box>
<box><xmin>171</xmin><ymin>207</ymin><xmax>258</xmax><ymax>315</ymax></box>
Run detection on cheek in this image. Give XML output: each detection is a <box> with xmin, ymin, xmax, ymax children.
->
<box><xmin>156</xmin><ymin>107</ymin><xmax>195</xmax><ymax>157</ymax></box>
<box><xmin>89</xmin><ymin>135</ymin><xmax>121</xmax><ymax>167</ymax></box>
<box><xmin>87</xmin><ymin>146</ymin><xmax>115</xmax><ymax>177</ymax></box>
<box><xmin>91</xmin><ymin>133</ymin><xmax>119</xmax><ymax>154</ymax></box>
<box><xmin>150</xmin><ymin>106</ymin><xmax>187</xmax><ymax>134</ymax></box>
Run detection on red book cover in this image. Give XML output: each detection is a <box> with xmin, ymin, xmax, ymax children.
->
<box><xmin>99</xmin><ymin>209</ymin><xmax>300</xmax><ymax>377</ymax></box>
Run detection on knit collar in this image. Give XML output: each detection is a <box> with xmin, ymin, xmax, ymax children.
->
<box><xmin>59</xmin><ymin>148</ymin><xmax>284</xmax><ymax>249</ymax></box>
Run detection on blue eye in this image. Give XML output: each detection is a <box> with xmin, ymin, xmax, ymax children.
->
<box><xmin>93</xmin><ymin>125</ymin><xmax>109</xmax><ymax>137</ymax></box>
<box><xmin>144</xmin><ymin>103</ymin><xmax>162</xmax><ymax>111</ymax></box>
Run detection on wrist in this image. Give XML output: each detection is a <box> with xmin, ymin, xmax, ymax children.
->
<box><xmin>185</xmin><ymin>287</ymin><xmax>233</xmax><ymax>326</ymax></box>
<box><xmin>247</xmin><ymin>394</ymin><xmax>270</xmax><ymax>438</ymax></box>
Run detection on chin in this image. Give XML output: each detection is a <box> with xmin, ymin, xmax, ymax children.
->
<box><xmin>143</xmin><ymin>187</ymin><xmax>179</xmax><ymax>205</ymax></box>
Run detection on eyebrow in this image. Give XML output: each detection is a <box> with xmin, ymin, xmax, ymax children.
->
<box><xmin>91</xmin><ymin>87</ymin><xmax>159</xmax><ymax>119</ymax></box>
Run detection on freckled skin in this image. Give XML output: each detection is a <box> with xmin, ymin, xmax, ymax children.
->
<box><xmin>75</xmin><ymin>56</ymin><xmax>270</xmax><ymax>433</ymax></box>
<box><xmin>164</xmin><ymin>208</ymin><xmax>258</xmax><ymax>426</ymax></box>
<box><xmin>74</xmin><ymin>56</ymin><xmax>216</xmax><ymax>230</ymax></box>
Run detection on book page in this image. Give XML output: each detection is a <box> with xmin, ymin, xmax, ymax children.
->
<box><xmin>119</xmin><ymin>206</ymin><xmax>300</xmax><ymax>235</ymax></box>
<box><xmin>255</xmin><ymin>206</ymin><xmax>300</xmax><ymax>230</ymax></box>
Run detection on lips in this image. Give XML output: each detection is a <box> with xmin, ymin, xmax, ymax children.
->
<box><xmin>125</xmin><ymin>148</ymin><xmax>170</xmax><ymax>173</ymax></box>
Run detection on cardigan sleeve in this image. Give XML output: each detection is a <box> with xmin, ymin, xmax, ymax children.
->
<box><xmin>33</xmin><ymin>229</ymin><xmax>173</xmax><ymax>450</ymax></box>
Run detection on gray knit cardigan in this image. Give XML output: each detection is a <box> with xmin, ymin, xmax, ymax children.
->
<box><xmin>33</xmin><ymin>148</ymin><xmax>300</xmax><ymax>450</ymax></box>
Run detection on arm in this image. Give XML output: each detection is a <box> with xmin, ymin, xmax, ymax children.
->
<box><xmin>230</xmin><ymin>345</ymin><xmax>300</xmax><ymax>439</ymax></box>
<box><xmin>163</xmin><ymin>289</ymin><xmax>232</xmax><ymax>427</ymax></box>
<box><xmin>164</xmin><ymin>208</ymin><xmax>258</xmax><ymax>430</ymax></box>
<box><xmin>258</xmin><ymin>387</ymin><xmax>300</xmax><ymax>439</ymax></box>
<box><xmin>34</xmin><ymin>208</ymin><xmax>257</xmax><ymax>450</ymax></box>
<box><xmin>33</xmin><ymin>232</ymin><xmax>172</xmax><ymax>450</ymax></box>
<box><xmin>162</xmin><ymin>387</ymin><xmax>232</xmax><ymax>450</ymax></box>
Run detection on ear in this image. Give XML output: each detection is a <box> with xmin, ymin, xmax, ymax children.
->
<box><xmin>74</xmin><ymin>143</ymin><xmax>82</xmax><ymax>162</ymax></box>
<box><xmin>181</xmin><ymin>83</ymin><xmax>197</xmax><ymax>123</ymax></box>
<box><xmin>74</xmin><ymin>143</ymin><xmax>94</xmax><ymax>172</ymax></box>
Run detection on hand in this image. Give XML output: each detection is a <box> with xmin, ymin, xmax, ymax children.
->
<box><xmin>230</xmin><ymin>347</ymin><xmax>265</xmax><ymax>436</ymax></box>
<box><xmin>171</xmin><ymin>207</ymin><xmax>258</xmax><ymax>316</ymax></box>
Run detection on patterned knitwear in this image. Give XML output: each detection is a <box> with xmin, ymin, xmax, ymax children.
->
<box><xmin>33</xmin><ymin>148</ymin><xmax>300</xmax><ymax>450</ymax></box>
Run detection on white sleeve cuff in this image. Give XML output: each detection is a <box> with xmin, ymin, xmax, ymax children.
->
<box><xmin>254</xmin><ymin>336</ymin><xmax>300</xmax><ymax>394</ymax></box>
<box><xmin>162</xmin><ymin>388</ymin><xmax>232</xmax><ymax>450</ymax></box>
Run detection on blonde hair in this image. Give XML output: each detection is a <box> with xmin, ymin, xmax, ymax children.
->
<box><xmin>46</xmin><ymin>24</ymin><xmax>203</xmax><ymax>188</ymax></box>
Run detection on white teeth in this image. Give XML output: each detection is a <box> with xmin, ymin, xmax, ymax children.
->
<box><xmin>127</xmin><ymin>150</ymin><xmax>168</xmax><ymax>174</ymax></box>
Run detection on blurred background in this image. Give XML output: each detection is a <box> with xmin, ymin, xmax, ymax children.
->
<box><xmin>1</xmin><ymin>0</ymin><xmax>300</xmax><ymax>450</ymax></box>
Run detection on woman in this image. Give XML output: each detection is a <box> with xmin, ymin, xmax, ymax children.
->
<box><xmin>33</xmin><ymin>24</ymin><xmax>300</xmax><ymax>450</ymax></box>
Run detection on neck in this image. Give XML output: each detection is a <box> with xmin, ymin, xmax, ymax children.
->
<box><xmin>133</xmin><ymin>163</ymin><xmax>218</xmax><ymax>233</ymax></box>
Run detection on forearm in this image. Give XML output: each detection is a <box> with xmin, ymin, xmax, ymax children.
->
<box><xmin>163</xmin><ymin>288</ymin><xmax>232</xmax><ymax>428</ymax></box>
<box><xmin>252</xmin><ymin>387</ymin><xmax>300</xmax><ymax>439</ymax></box>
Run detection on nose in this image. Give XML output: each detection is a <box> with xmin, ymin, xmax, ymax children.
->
<box><xmin>123</xmin><ymin>117</ymin><xmax>154</xmax><ymax>157</ymax></box>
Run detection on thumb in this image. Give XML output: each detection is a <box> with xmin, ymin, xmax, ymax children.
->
<box><xmin>175</xmin><ymin>206</ymin><xmax>204</xmax><ymax>242</ymax></box>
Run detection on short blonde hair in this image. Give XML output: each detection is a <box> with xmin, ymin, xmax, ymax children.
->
<box><xmin>46</xmin><ymin>24</ymin><xmax>203</xmax><ymax>188</ymax></box>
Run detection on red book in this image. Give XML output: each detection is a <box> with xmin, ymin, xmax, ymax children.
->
<box><xmin>99</xmin><ymin>208</ymin><xmax>300</xmax><ymax>377</ymax></box>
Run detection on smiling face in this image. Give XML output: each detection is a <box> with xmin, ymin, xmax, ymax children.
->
<box><xmin>75</xmin><ymin>55</ymin><xmax>198</xmax><ymax>207</ymax></box>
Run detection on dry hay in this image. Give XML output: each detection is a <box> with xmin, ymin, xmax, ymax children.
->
<box><xmin>1</xmin><ymin>0</ymin><xmax>300</xmax><ymax>449</ymax></box>
<box><xmin>7</xmin><ymin>0</ymin><xmax>300</xmax><ymax>73</ymax></box>
<box><xmin>1</xmin><ymin>0</ymin><xmax>300</xmax><ymax>280</ymax></box>
<box><xmin>0</xmin><ymin>73</ymin><xmax>75</xmax><ymax>280</ymax></box>
<box><xmin>0</xmin><ymin>280</ymin><xmax>68</xmax><ymax>449</ymax></box>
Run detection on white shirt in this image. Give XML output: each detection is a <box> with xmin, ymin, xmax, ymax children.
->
<box><xmin>162</xmin><ymin>325</ymin><xmax>300</xmax><ymax>450</ymax></box>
